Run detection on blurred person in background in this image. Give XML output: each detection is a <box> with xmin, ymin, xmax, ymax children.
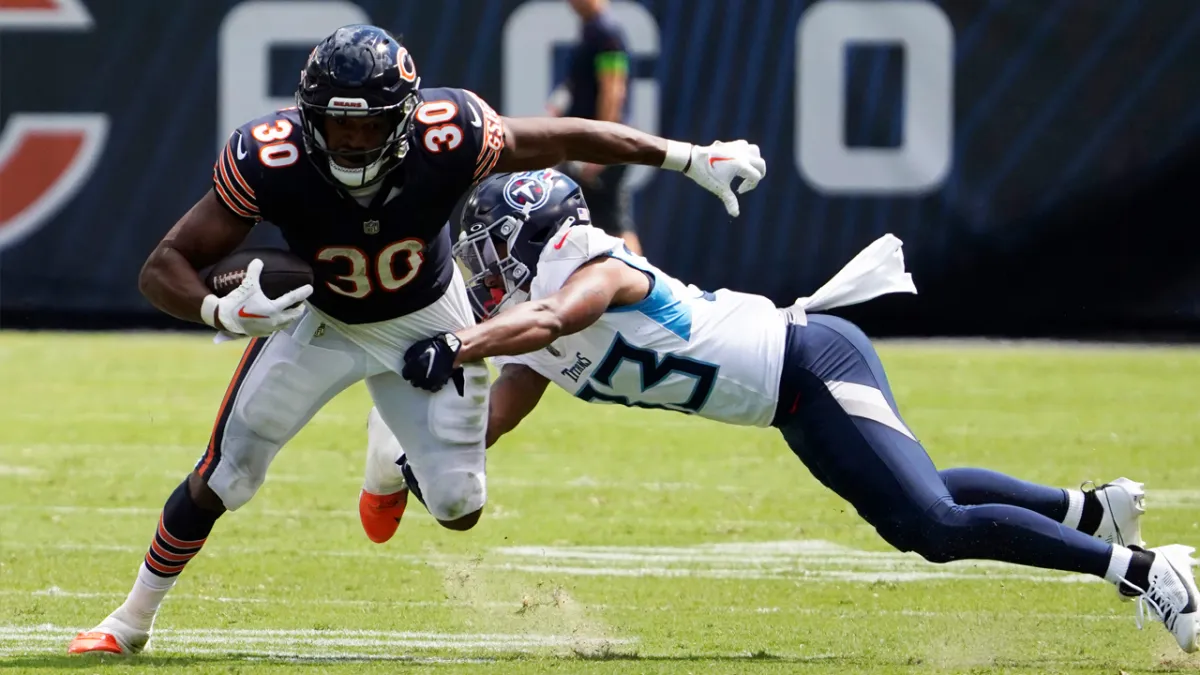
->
<box><xmin>547</xmin><ymin>0</ymin><xmax>642</xmax><ymax>254</ymax></box>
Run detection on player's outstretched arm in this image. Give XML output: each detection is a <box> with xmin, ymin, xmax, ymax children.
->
<box><xmin>452</xmin><ymin>257</ymin><xmax>643</xmax><ymax>364</ymax></box>
<box><xmin>495</xmin><ymin>116</ymin><xmax>767</xmax><ymax>217</ymax></box>
<box><xmin>486</xmin><ymin>364</ymin><xmax>551</xmax><ymax>448</ymax></box>
<box><xmin>496</xmin><ymin>117</ymin><xmax>664</xmax><ymax>171</ymax></box>
<box><xmin>138</xmin><ymin>190</ymin><xmax>252</xmax><ymax>326</ymax></box>
<box><xmin>401</xmin><ymin>257</ymin><xmax>648</xmax><ymax>393</ymax></box>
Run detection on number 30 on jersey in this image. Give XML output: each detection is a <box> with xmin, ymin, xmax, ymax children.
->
<box><xmin>251</xmin><ymin>119</ymin><xmax>300</xmax><ymax>168</ymax></box>
<box><xmin>316</xmin><ymin>239</ymin><xmax>425</xmax><ymax>298</ymax></box>
<box><xmin>415</xmin><ymin>100</ymin><xmax>462</xmax><ymax>154</ymax></box>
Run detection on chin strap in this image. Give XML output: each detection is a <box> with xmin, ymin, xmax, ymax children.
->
<box><xmin>329</xmin><ymin>158</ymin><xmax>385</xmax><ymax>188</ymax></box>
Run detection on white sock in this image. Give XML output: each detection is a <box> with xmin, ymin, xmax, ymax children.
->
<box><xmin>1104</xmin><ymin>544</ymin><xmax>1135</xmax><ymax>587</ymax></box>
<box><xmin>1061</xmin><ymin>489</ymin><xmax>1085</xmax><ymax>530</ymax></box>
<box><xmin>114</xmin><ymin>564</ymin><xmax>176</xmax><ymax>632</ymax></box>
<box><xmin>363</xmin><ymin>407</ymin><xmax>408</xmax><ymax>495</ymax></box>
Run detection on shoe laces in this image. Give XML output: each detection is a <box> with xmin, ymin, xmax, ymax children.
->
<box><xmin>1121</xmin><ymin>568</ymin><xmax>1184</xmax><ymax>633</ymax></box>
<box><xmin>1140</xmin><ymin>584</ymin><xmax>1179</xmax><ymax>632</ymax></box>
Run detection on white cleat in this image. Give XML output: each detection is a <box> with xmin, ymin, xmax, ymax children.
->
<box><xmin>1129</xmin><ymin>544</ymin><xmax>1200</xmax><ymax>654</ymax></box>
<box><xmin>67</xmin><ymin>612</ymin><xmax>150</xmax><ymax>656</ymax></box>
<box><xmin>1088</xmin><ymin>477</ymin><xmax>1145</xmax><ymax>548</ymax></box>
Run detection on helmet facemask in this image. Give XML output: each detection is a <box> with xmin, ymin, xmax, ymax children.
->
<box><xmin>453</xmin><ymin>213</ymin><xmax>535</xmax><ymax>320</ymax></box>
<box><xmin>452</xmin><ymin>169</ymin><xmax>588</xmax><ymax>321</ymax></box>
<box><xmin>298</xmin><ymin>93</ymin><xmax>418</xmax><ymax>190</ymax></box>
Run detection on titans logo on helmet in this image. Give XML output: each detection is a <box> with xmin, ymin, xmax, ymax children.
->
<box><xmin>503</xmin><ymin>171</ymin><xmax>554</xmax><ymax>212</ymax></box>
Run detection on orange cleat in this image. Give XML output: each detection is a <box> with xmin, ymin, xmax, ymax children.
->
<box><xmin>359</xmin><ymin>488</ymin><xmax>408</xmax><ymax>544</ymax></box>
<box><xmin>67</xmin><ymin>630</ymin><xmax>135</xmax><ymax>656</ymax></box>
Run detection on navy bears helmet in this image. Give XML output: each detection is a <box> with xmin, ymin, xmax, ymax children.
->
<box><xmin>454</xmin><ymin>169</ymin><xmax>588</xmax><ymax>320</ymax></box>
<box><xmin>297</xmin><ymin>25</ymin><xmax>421</xmax><ymax>189</ymax></box>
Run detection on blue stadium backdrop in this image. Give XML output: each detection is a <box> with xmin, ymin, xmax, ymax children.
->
<box><xmin>2</xmin><ymin>0</ymin><xmax>1199</xmax><ymax>337</ymax></box>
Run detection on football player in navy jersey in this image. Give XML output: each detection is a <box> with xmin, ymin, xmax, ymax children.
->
<box><xmin>68</xmin><ymin>24</ymin><xmax>766</xmax><ymax>656</ymax></box>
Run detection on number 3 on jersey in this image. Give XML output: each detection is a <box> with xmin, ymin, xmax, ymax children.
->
<box><xmin>317</xmin><ymin>239</ymin><xmax>425</xmax><ymax>299</ymax></box>
<box><xmin>416</xmin><ymin>101</ymin><xmax>462</xmax><ymax>153</ymax></box>
<box><xmin>577</xmin><ymin>335</ymin><xmax>719</xmax><ymax>414</ymax></box>
<box><xmin>251</xmin><ymin>119</ymin><xmax>299</xmax><ymax>168</ymax></box>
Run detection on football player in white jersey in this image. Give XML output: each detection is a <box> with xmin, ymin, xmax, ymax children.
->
<box><xmin>386</xmin><ymin>169</ymin><xmax>1200</xmax><ymax>653</ymax></box>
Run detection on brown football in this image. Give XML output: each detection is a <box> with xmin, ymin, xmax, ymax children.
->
<box><xmin>204</xmin><ymin>247</ymin><xmax>314</xmax><ymax>300</ymax></box>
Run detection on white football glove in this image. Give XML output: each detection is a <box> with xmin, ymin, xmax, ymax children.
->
<box><xmin>201</xmin><ymin>258</ymin><xmax>313</xmax><ymax>337</ymax></box>
<box><xmin>663</xmin><ymin>139</ymin><xmax>767</xmax><ymax>217</ymax></box>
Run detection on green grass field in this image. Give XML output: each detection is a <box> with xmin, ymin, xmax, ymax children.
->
<box><xmin>3</xmin><ymin>331</ymin><xmax>1200</xmax><ymax>674</ymax></box>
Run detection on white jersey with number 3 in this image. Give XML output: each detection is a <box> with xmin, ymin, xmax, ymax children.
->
<box><xmin>491</xmin><ymin>226</ymin><xmax>787</xmax><ymax>427</ymax></box>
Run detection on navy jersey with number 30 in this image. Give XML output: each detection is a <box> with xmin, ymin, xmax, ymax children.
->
<box><xmin>211</xmin><ymin>87</ymin><xmax>505</xmax><ymax>324</ymax></box>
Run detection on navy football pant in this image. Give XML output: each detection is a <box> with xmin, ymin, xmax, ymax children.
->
<box><xmin>773</xmin><ymin>314</ymin><xmax>1111</xmax><ymax>577</ymax></box>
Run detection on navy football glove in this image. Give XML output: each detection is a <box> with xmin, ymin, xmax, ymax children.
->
<box><xmin>402</xmin><ymin>332</ymin><xmax>465</xmax><ymax>395</ymax></box>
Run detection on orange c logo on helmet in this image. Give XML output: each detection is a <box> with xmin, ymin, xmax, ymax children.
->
<box><xmin>397</xmin><ymin>46</ymin><xmax>417</xmax><ymax>83</ymax></box>
<box><xmin>0</xmin><ymin>0</ymin><xmax>109</xmax><ymax>252</ymax></box>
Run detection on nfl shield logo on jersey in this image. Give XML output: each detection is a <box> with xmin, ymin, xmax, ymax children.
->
<box><xmin>363</xmin><ymin>219</ymin><xmax>380</xmax><ymax>235</ymax></box>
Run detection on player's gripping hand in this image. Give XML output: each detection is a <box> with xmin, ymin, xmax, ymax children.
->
<box><xmin>402</xmin><ymin>332</ymin><xmax>465</xmax><ymax>395</ymax></box>
<box><xmin>204</xmin><ymin>259</ymin><xmax>313</xmax><ymax>337</ymax></box>
<box><xmin>662</xmin><ymin>139</ymin><xmax>767</xmax><ymax>218</ymax></box>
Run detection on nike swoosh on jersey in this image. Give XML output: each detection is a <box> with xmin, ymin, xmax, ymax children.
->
<box><xmin>553</xmin><ymin>229</ymin><xmax>571</xmax><ymax>249</ymax></box>
<box><xmin>236</xmin><ymin>134</ymin><xmax>248</xmax><ymax>160</ymax></box>
<box><xmin>466</xmin><ymin>103</ymin><xmax>482</xmax><ymax>128</ymax></box>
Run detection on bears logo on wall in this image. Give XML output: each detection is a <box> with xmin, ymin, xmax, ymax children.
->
<box><xmin>0</xmin><ymin>0</ymin><xmax>109</xmax><ymax>251</ymax></box>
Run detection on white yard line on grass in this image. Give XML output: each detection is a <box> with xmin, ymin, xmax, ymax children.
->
<box><xmin>1146</xmin><ymin>490</ymin><xmax>1200</xmax><ymax>507</ymax></box>
<box><xmin>0</xmin><ymin>588</ymin><xmax>1127</xmax><ymax>620</ymax></box>
<box><xmin>478</xmin><ymin>562</ymin><xmax>1098</xmax><ymax>584</ymax></box>
<box><xmin>0</xmin><ymin>624</ymin><xmax>635</xmax><ymax>660</ymax></box>
<box><xmin>0</xmin><ymin>587</ymin><xmax>546</xmax><ymax>611</ymax></box>
<box><xmin>0</xmin><ymin>643</ymin><xmax>488</xmax><ymax>663</ymax></box>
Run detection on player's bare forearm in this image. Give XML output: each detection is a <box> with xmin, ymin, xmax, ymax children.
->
<box><xmin>139</xmin><ymin>245</ymin><xmax>217</xmax><ymax>323</ymax></box>
<box><xmin>485</xmin><ymin>364</ymin><xmax>550</xmax><ymax>448</ymax></box>
<box><xmin>496</xmin><ymin>116</ymin><xmax>666</xmax><ymax>173</ymax></box>
<box><xmin>138</xmin><ymin>189</ymin><xmax>251</xmax><ymax>326</ymax></box>
<box><xmin>455</xmin><ymin>300</ymin><xmax>570</xmax><ymax>365</ymax></box>
<box><xmin>453</xmin><ymin>260</ymin><xmax>622</xmax><ymax>365</ymax></box>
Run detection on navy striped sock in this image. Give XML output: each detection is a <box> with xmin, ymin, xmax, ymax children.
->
<box><xmin>143</xmin><ymin>479</ymin><xmax>221</xmax><ymax>579</ymax></box>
